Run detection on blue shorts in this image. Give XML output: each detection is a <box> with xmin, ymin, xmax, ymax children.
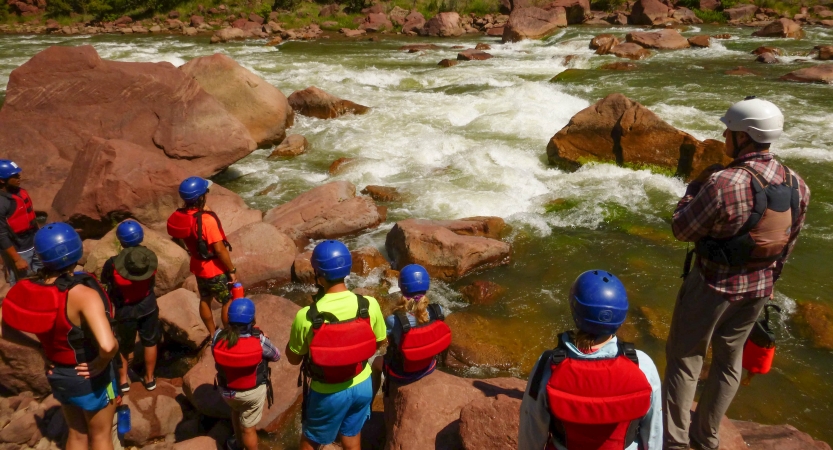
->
<box><xmin>303</xmin><ymin>377</ymin><xmax>372</xmax><ymax>445</ymax></box>
<box><xmin>49</xmin><ymin>366</ymin><xmax>118</xmax><ymax>412</ymax></box>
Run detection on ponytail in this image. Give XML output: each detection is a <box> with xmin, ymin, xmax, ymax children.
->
<box><xmin>394</xmin><ymin>294</ymin><xmax>431</xmax><ymax>325</ymax></box>
<box><xmin>216</xmin><ymin>323</ymin><xmax>249</xmax><ymax>349</ymax></box>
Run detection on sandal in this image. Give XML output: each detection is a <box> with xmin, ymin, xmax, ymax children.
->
<box><xmin>119</xmin><ymin>383</ymin><xmax>130</xmax><ymax>394</ymax></box>
<box><xmin>142</xmin><ymin>377</ymin><xmax>157</xmax><ymax>391</ymax></box>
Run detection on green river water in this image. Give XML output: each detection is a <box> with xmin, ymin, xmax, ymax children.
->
<box><xmin>1</xmin><ymin>25</ymin><xmax>831</xmax><ymax>446</ymax></box>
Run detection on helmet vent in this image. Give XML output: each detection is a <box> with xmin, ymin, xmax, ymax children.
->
<box><xmin>602</xmin><ymin>277</ymin><xmax>609</xmax><ymax>283</ymax></box>
<box><xmin>593</xmin><ymin>270</ymin><xmax>598</xmax><ymax>275</ymax></box>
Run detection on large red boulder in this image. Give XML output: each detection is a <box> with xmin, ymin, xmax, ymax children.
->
<box><xmin>287</xmin><ymin>86</ymin><xmax>369</xmax><ymax>119</ymax></box>
<box><xmin>459</xmin><ymin>394</ymin><xmax>521</xmax><ymax>450</ymax></box>
<box><xmin>225</xmin><ymin>221</ymin><xmax>297</xmax><ymax>286</ymax></box>
<box><xmin>544</xmin><ymin>0</ymin><xmax>589</xmax><ymax>24</ymax></box>
<box><xmin>546</xmin><ymin>93</ymin><xmax>732</xmax><ymax>181</ymax></box>
<box><xmin>732</xmin><ymin>421</ymin><xmax>832</xmax><ymax>449</ymax></box>
<box><xmin>751</xmin><ymin>18</ymin><xmax>803</xmax><ymax>38</ymax></box>
<box><xmin>627</xmin><ymin>29</ymin><xmax>690</xmax><ymax>50</ymax></box>
<box><xmin>122</xmin><ymin>380</ymin><xmax>184</xmax><ymax>445</ymax></box>
<box><xmin>502</xmin><ymin>6</ymin><xmax>566</xmax><ymax>42</ymax></box>
<box><xmin>180</xmin><ymin>53</ymin><xmax>294</xmax><ymax>148</ymax></box>
<box><xmin>780</xmin><ymin>65</ymin><xmax>833</xmax><ymax>84</ymax></box>
<box><xmin>384</xmin><ymin>218</ymin><xmax>511</xmax><ymax>281</ymax></box>
<box><xmin>590</xmin><ymin>34</ymin><xmax>620</xmax><ymax>55</ymax></box>
<box><xmin>263</xmin><ymin>181</ymin><xmax>386</xmax><ymax>248</ymax></box>
<box><xmin>611</xmin><ymin>43</ymin><xmax>653</xmax><ymax>60</ymax></box>
<box><xmin>83</xmin><ymin>219</ymin><xmax>190</xmax><ymax>297</ymax></box>
<box><xmin>420</xmin><ymin>12</ymin><xmax>464</xmax><ymax>37</ymax></box>
<box><xmin>182</xmin><ymin>295</ymin><xmax>302</xmax><ymax>431</ymax></box>
<box><xmin>358</xmin><ymin>12</ymin><xmax>394</xmax><ymax>32</ymax></box>
<box><xmin>0</xmin><ymin>45</ymin><xmax>255</xmax><ymax>217</ymax></box>
<box><xmin>204</xmin><ymin>185</ymin><xmax>263</xmax><ymax>235</ymax></box>
<box><xmin>383</xmin><ymin>371</ymin><xmax>526</xmax><ymax>450</ymax></box>
<box><xmin>629</xmin><ymin>0</ymin><xmax>670</xmax><ymax>25</ymax></box>
<box><xmin>402</xmin><ymin>11</ymin><xmax>426</xmax><ymax>34</ymax></box>
<box><xmin>724</xmin><ymin>4</ymin><xmax>757</xmax><ymax>21</ymax></box>
<box><xmin>157</xmin><ymin>288</ymin><xmax>210</xmax><ymax>349</ymax></box>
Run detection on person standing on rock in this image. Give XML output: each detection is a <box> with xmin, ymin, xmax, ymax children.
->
<box><xmin>664</xmin><ymin>97</ymin><xmax>810</xmax><ymax>450</ymax></box>
<box><xmin>285</xmin><ymin>240</ymin><xmax>387</xmax><ymax>450</ymax></box>
<box><xmin>167</xmin><ymin>176</ymin><xmax>238</xmax><ymax>336</ymax></box>
<box><xmin>212</xmin><ymin>298</ymin><xmax>280</xmax><ymax>450</ymax></box>
<box><xmin>370</xmin><ymin>264</ymin><xmax>451</xmax><ymax>398</ymax></box>
<box><xmin>100</xmin><ymin>220</ymin><xmax>160</xmax><ymax>394</ymax></box>
<box><xmin>0</xmin><ymin>159</ymin><xmax>42</xmax><ymax>286</ymax></box>
<box><xmin>518</xmin><ymin>270</ymin><xmax>662</xmax><ymax>450</ymax></box>
<box><xmin>1</xmin><ymin>222</ymin><xmax>120</xmax><ymax>450</ymax></box>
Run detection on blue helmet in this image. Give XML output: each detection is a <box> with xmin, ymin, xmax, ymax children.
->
<box><xmin>399</xmin><ymin>264</ymin><xmax>430</xmax><ymax>296</ymax></box>
<box><xmin>0</xmin><ymin>160</ymin><xmax>22</xmax><ymax>180</ymax></box>
<box><xmin>116</xmin><ymin>220</ymin><xmax>144</xmax><ymax>248</ymax></box>
<box><xmin>178</xmin><ymin>177</ymin><xmax>212</xmax><ymax>203</ymax></box>
<box><xmin>228</xmin><ymin>298</ymin><xmax>256</xmax><ymax>325</ymax></box>
<box><xmin>569</xmin><ymin>270</ymin><xmax>628</xmax><ymax>336</ymax></box>
<box><xmin>311</xmin><ymin>240</ymin><xmax>352</xmax><ymax>281</ymax></box>
<box><xmin>35</xmin><ymin>222</ymin><xmax>84</xmax><ymax>271</ymax></box>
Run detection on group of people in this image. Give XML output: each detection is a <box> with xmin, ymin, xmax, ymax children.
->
<box><xmin>0</xmin><ymin>96</ymin><xmax>810</xmax><ymax>450</ymax></box>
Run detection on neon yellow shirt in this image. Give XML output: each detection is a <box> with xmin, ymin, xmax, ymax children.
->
<box><xmin>288</xmin><ymin>291</ymin><xmax>387</xmax><ymax>394</ymax></box>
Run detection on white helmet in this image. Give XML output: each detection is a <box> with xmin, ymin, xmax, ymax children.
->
<box><xmin>719</xmin><ymin>97</ymin><xmax>784</xmax><ymax>144</ymax></box>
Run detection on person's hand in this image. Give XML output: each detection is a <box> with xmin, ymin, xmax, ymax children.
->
<box><xmin>13</xmin><ymin>258</ymin><xmax>29</xmax><ymax>272</ymax></box>
<box><xmin>694</xmin><ymin>164</ymin><xmax>725</xmax><ymax>184</ymax></box>
<box><xmin>228</xmin><ymin>272</ymin><xmax>238</xmax><ymax>283</ymax></box>
<box><xmin>75</xmin><ymin>357</ymin><xmax>110</xmax><ymax>379</ymax></box>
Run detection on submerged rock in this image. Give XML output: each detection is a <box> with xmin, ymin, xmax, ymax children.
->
<box><xmin>546</xmin><ymin>93</ymin><xmax>731</xmax><ymax>181</ymax></box>
<box><xmin>756</xmin><ymin>52</ymin><xmax>780</xmax><ymax>64</ymax></box>
<box><xmin>732</xmin><ymin>421</ymin><xmax>832</xmax><ymax>449</ymax></box>
<box><xmin>752</xmin><ymin>45</ymin><xmax>783</xmax><ymax>56</ymax></box>
<box><xmin>288</xmin><ymin>86</ymin><xmax>370</xmax><ymax>119</ymax></box>
<box><xmin>399</xmin><ymin>43</ymin><xmax>440</xmax><ymax>52</ymax></box>
<box><xmin>438</xmin><ymin>58</ymin><xmax>459</xmax><ymax>67</ymax></box>
<box><xmin>457</xmin><ymin>49</ymin><xmax>494</xmax><ymax>61</ymax></box>
<box><xmin>361</xmin><ymin>185</ymin><xmax>403</xmax><ymax>202</ymax></box>
<box><xmin>460</xmin><ymin>280</ymin><xmax>507</xmax><ymax>305</ymax></box>
<box><xmin>180</xmin><ymin>53</ymin><xmax>293</xmax><ymax>148</ymax></box>
<box><xmin>385</xmin><ymin>218</ymin><xmax>511</xmax><ymax>281</ymax></box>
<box><xmin>793</xmin><ymin>301</ymin><xmax>833</xmax><ymax>350</ymax></box>
<box><xmin>600</xmin><ymin>61</ymin><xmax>638</xmax><ymax>70</ymax></box>
<box><xmin>725</xmin><ymin>66</ymin><xmax>756</xmax><ymax>76</ymax></box>
<box><xmin>502</xmin><ymin>7</ymin><xmax>566</xmax><ymax>42</ymax></box>
<box><xmin>780</xmin><ymin>64</ymin><xmax>833</xmax><ymax>84</ymax></box>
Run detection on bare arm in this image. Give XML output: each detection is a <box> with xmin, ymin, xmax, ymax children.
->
<box><xmin>285</xmin><ymin>343</ymin><xmax>303</xmax><ymax>366</ymax></box>
<box><xmin>212</xmin><ymin>241</ymin><xmax>237</xmax><ymax>283</ymax></box>
<box><xmin>69</xmin><ymin>285</ymin><xmax>118</xmax><ymax>378</ymax></box>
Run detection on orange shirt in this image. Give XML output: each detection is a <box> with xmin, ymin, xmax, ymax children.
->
<box><xmin>190</xmin><ymin>212</ymin><xmax>227</xmax><ymax>279</ymax></box>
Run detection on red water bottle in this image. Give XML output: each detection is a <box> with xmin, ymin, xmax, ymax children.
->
<box><xmin>231</xmin><ymin>282</ymin><xmax>244</xmax><ymax>300</ymax></box>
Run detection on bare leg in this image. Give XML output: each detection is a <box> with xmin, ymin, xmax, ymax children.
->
<box><xmin>340</xmin><ymin>433</ymin><xmax>361</xmax><ymax>450</ymax></box>
<box><xmin>240</xmin><ymin>425</ymin><xmax>258</xmax><ymax>450</ymax></box>
<box><xmin>143</xmin><ymin>345</ymin><xmax>157</xmax><ymax>384</ymax></box>
<box><xmin>85</xmin><ymin>401</ymin><xmax>117</xmax><ymax>450</ymax></box>
<box><xmin>300</xmin><ymin>435</ymin><xmax>322</xmax><ymax>450</ymax></box>
<box><xmin>63</xmin><ymin>404</ymin><xmax>89</xmax><ymax>450</ymax></box>
<box><xmin>371</xmin><ymin>356</ymin><xmax>383</xmax><ymax>400</ymax></box>
<box><xmin>118</xmin><ymin>353</ymin><xmax>130</xmax><ymax>387</ymax></box>
<box><xmin>221</xmin><ymin>300</ymin><xmax>231</xmax><ymax>328</ymax></box>
<box><xmin>199</xmin><ymin>297</ymin><xmax>216</xmax><ymax>336</ymax></box>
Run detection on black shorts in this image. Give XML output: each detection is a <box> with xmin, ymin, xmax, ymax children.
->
<box><xmin>116</xmin><ymin>308</ymin><xmax>161</xmax><ymax>354</ymax></box>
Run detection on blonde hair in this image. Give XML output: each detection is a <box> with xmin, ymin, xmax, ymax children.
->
<box><xmin>394</xmin><ymin>293</ymin><xmax>430</xmax><ymax>325</ymax></box>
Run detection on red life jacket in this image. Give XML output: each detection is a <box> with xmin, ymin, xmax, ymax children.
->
<box><xmin>306</xmin><ymin>295</ymin><xmax>378</xmax><ymax>384</ymax></box>
<box><xmin>1</xmin><ymin>273</ymin><xmax>114</xmax><ymax>366</ymax></box>
<box><xmin>213</xmin><ymin>328</ymin><xmax>269</xmax><ymax>391</ymax></box>
<box><xmin>742</xmin><ymin>304</ymin><xmax>781</xmax><ymax>375</ymax></box>
<box><xmin>385</xmin><ymin>304</ymin><xmax>451</xmax><ymax>381</ymax></box>
<box><xmin>696</xmin><ymin>164</ymin><xmax>799</xmax><ymax>268</ymax></box>
<box><xmin>529</xmin><ymin>337</ymin><xmax>652</xmax><ymax>450</ymax></box>
<box><xmin>166</xmin><ymin>208</ymin><xmax>230</xmax><ymax>260</ymax></box>
<box><xmin>111</xmin><ymin>267</ymin><xmax>156</xmax><ymax>305</ymax></box>
<box><xmin>6</xmin><ymin>188</ymin><xmax>37</xmax><ymax>235</ymax></box>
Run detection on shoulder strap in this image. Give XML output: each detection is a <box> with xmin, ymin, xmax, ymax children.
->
<box><xmin>393</xmin><ymin>311</ymin><xmax>411</xmax><ymax>334</ymax></box>
<box><xmin>56</xmin><ymin>272</ymin><xmax>114</xmax><ymax>320</ymax></box>
<box><xmin>204</xmin><ymin>210</ymin><xmax>232</xmax><ymax>250</ymax></box>
<box><xmin>617</xmin><ymin>340</ymin><xmax>640</xmax><ymax>365</ymax></box>
<box><xmin>427</xmin><ymin>303</ymin><xmax>444</xmax><ymax>321</ymax></box>
<box><xmin>529</xmin><ymin>335</ymin><xmax>568</xmax><ymax>401</ymax></box>
<box><xmin>251</xmin><ymin>327</ymin><xmax>262</xmax><ymax>338</ymax></box>
<box><xmin>735</xmin><ymin>164</ymin><xmax>768</xmax><ymax>191</ymax></box>
<box><xmin>306</xmin><ymin>302</ymin><xmax>340</xmax><ymax>330</ymax></box>
<box><xmin>355</xmin><ymin>294</ymin><xmax>370</xmax><ymax>319</ymax></box>
<box><xmin>731</xmin><ymin>165</ymin><xmax>768</xmax><ymax>235</ymax></box>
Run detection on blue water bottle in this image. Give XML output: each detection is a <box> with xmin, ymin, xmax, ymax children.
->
<box><xmin>117</xmin><ymin>405</ymin><xmax>131</xmax><ymax>435</ymax></box>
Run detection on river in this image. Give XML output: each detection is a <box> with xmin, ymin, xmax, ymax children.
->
<box><xmin>1</xmin><ymin>25</ymin><xmax>831</xmax><ymax>446</ymax></box>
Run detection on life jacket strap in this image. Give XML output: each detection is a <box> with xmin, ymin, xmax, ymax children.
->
<box><xmin>307</xmin><ymin>294</ymin><xmax>371</xmax><ymax>329</ymax></box>
<box><xmin>529</xmin><ymin>335</ymin><xmax>567</xmax><ymax>401</ymax></box>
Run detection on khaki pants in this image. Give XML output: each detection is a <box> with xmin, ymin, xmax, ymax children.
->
<box><xmin>662</xmin><ymin>266</ymin><xmax>766</xmax><ymax>449</ymax></box>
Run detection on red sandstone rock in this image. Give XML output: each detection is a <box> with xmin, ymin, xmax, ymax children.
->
<box><xmin>724</xmin><ymin>4</ymin><xmax>757</xmax><ymax>21</ymax></box>
<box><xmin>402</xmin><ymin>11</ymin><xmax>427</xmax><ymax>34</ymax></box>
<box><xmin>263</xmin><ymin>181</ymin><xmax>386</xmax><ymax>248</ymax></box>
<box><xmin>547</xmin><ymin>93</ymin><xmax>731</xmax><ymax>181</ymax></box>
<box><xmin>459</xmin><ymin>394</ymin><xmax>521</xmax><ymax>450</ymax></box>
<box><xmin>180</xmin><ymin>53</ymin><xmax>294</xmax><ymax>148</ymax></box>
<box><xmin>361</xmin><ymin>185</ymin><xmax>403</xmax><ymax>202</ymax></box>
<box><xmin>399</xmin><ymin>43</ymin><xmax>440</xmax><ymax>52</ymax></box>
<box><xmin>725</xmin><ymin>66</ymin><xmax>756</xmax><ymax>76</ymax></box>
<box><xmin>732</xmin><ymin>420</ymin><xmax>832</xmax><ymax>449</ymax></box>
<box><xmin>0</xmin><ymin>46</ymin><xmax>255</xmax><ymax>219</ymax></box>
<box><xmin>781</xmin><ymin>65</ymin><xmax>833</xmax><ymax>84</ymax></box>
<box><xmin>288</xmin><ymin>86</ymin><xmax>369</xmax><ymax>119</ymax></box>
<box><xmin>292</xmin><ymin>250</ymin><xmax>315</xmax><ymax>284</ymax></box>
<box><xmin>157</xmin><ymin>288</ymin><xmax>209</xmax><ymax>349</ymax></box>
<box><xmin>688</xmin><ymin>35</ymin><xmax>711</xmax><ymax>47</ymax></box>
<box><xmin>460</xmin><ymin>280</ymin><xmax>507</xmax><ymax>305</ymax></box>
<box><xmin>544</xmin><ymin>0</ymin><xmax>590</xmax><ymax>24</ymax></box>
<box><xmin>0</xmin><ymin>339</ymin><xmax>50</xmax><ymax>396</ymax></box>
<box><xmin>817</xmin><ymin>45</ymin><xmax>833</xmax><ymax>60</ymax></box>
<box><xmin>123</xmin><ymin>380</ymin><xmax>183</xmax><ymax>445</ymax></box>
<box><xmin>672</xmin><ymin>7</ymin><xmax>703</xmax><ymax>23</ymax></box>
<box><xmin>268</xmin><ymin>134</ymin><xmax>309</xmax><ymax>158</ymax></box>
<box><xmin>611</xmin><ymin>42</ymin><xmax>653</xmax><ymax>60</ymax></box>
<box><xmin>438</xmin><ymin>59</ymin><xmax>459</xmax><ymax>67</ymax></box>
<box><xmin>629</xmin><ymin>0</ymin><xmax>670</xmax><ymax>25</ymax></box>
<box><xmin>359</xmin><ymin>12</ymin><xmax>394</xmax><ymax>32</ymax></box>
<box><xmin>210</xmin><ymin>27</ymin><xmax>252</xmax><ymax>43</ymax></box>
<box><xmin>420</xmin><ymin>12</ymin><xmax>463</xmax><ymax>37</ymax></box>
<box><xmin>351</xmin><ymin>246</ymin><xmax>391</xmax><ymax>276</ymax></box>
<box><xmin>601</xmin><ymin>61</ymin><xmax>638</xmax><ymax>70</ymax></box>
<box><xmin>385</xmin><ymin>219</ymin><xmax>511</xmax><ymax>281</ymax></box>
<box><xmin>756</xmin><ymin>52</ymin><xmax>780</xmax><ymax>64</ymax></box>
<box><xmin>225</xmin><ymin>221</ymin><xmax>297</xmax><ymax>286</ymax></box>
<box><xmin>502</xmin><ymin>6</ymin><xmax>566</xmax><ymax>42</ymax></box>
<box><xmin>752</xmin><ymin>18</ymin><xmax>803</xmax><ymax>38</ymax></box>
<box><xmin>626</xmin><ymin>29</ymin><xmax>690</xmax><ymax>50</ymax></box>
<box><xmin>457</xmin><ymin>49</ymin><xmax>494</xmax><ymax>61</ymax></box>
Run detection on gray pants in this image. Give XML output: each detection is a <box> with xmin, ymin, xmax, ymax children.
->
<box><xmin>2</xmin><ymin>247</ymin><xmax>43</xmax><ymax>286</ymax></box>
<box><xmin>662</xmin><ymin>265</ymin><xmax>766</xmax><ymax>449</ymax></box>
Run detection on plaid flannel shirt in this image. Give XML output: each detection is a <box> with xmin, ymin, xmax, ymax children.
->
<box><xmin>671</xmin><ymin>152</ymin><xmax>810</xmax><ymax>301</ymax></box>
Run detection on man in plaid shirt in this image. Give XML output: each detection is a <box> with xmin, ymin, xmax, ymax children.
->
<box><xmin>663</xmin><ymin>97</ymin><xmax>810</xmax><ymax>450</ymax></box>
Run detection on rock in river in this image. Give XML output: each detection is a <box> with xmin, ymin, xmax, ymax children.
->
<box><xmin>780</xmin><ymin>64</ymin><xmax>833</xmax><ymax>84</ymax></box>
<box><xmin>546</xmin><ymin>93</ymin><xmax>731</xmax><ymax>181</ymax></box>
<box><xmin>288</xmin><ymin>86</ymin><xmax>370</xmax><ymax>119</ymax></box>
<box><xmin>626</xmin><ymin>29</ymin><xmax>690</xmax><ymax>50</ymax></box>
<box><xmin>751</xmin><ymin>18</ymin><xmax>803</xmax><ymax>38</ymax></box>
<box><xmin>502</xmin><ymin>7</ymin><xmax>566</xmax><ymax>42</ymax></box>
<box><xmin>611</xmin><ymin>43</ymin><xmax>652</xmax><ymax>60</ymax></box>
<box><xmin>420</xmin><ymin>11</ymin><xmax>463</xmax><ymax>37</ymax></box>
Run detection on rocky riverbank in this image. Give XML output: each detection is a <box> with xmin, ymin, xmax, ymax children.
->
<box><xmin>1</xmin><ymin>41</ymin><xmax>833</xmax><ymax>449</ymax></box>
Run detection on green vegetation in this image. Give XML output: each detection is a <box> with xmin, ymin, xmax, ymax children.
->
<box><xmin>545</xmin><ymin>198</ymin><xmax>580</xmax><ymax>213</ymax></box>
<box><xmin>622</xmin><ymin>161</ymin><xmax>678</xmax><ymax>178</ymax></box>
<box><xmin>693</xmin><ymin>8</ymin><xmax>727</xmax><ymax>22</ymax></box>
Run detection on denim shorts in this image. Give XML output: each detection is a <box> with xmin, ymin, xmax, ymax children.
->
<box><xmin>303</xmin><ymin>376</ymin><xmax>372</xmax><ymax>445</ymax></box>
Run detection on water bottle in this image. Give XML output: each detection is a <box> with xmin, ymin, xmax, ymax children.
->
<box><xmin>231</xmin><ymin>282</ymin><xmax>244</xmax><ymax>300</ymax></box>
<box><xmin>117</xmin><ymin>405</ymin><xmax>131</xmax><ymax>435</ymax></box>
